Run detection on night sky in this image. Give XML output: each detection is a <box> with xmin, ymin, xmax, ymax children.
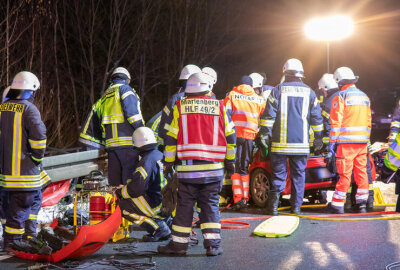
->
<box><xmin>211</xmin><ymin>0</ymin><xmax>400</xmax><ymax>110</ymax></box>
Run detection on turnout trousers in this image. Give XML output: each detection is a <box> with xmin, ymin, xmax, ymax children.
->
<box><xmin>231</xmin><ymin>138</ymin><xmax>253</xmax><ymax>202</ymax></box>
<box><xmin>332</xmin><ymin>143</ymin><xmax>369</xmax><ymax>209</ymax></box>
<box><xmin>269</xmin><ymin>153</ymin><xmax>307</xmax><ymax>208</ymax></box>
<box><xmin>119</xmin><ymin>195</ymin><xmax>164</xmax><ymax>234</ymax></box>
<box><xmin>107</xmin><ymin>148</ymin><xmax>139</xmax><ymax>186</ymax></box>
<box><xmin>170</xmin><ymin>181</ymin><xmax>221</xmax><ymax>251</ymax></box>
<box><xmin>4</xmin><ymin>190</ymin><xmax>42</xmax><ymax>244</ymax></box>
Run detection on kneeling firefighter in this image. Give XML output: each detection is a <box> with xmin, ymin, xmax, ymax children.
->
<box><xmin>115</xmin><ymin>127</ymin><xmax>171</xmax><ymax>242</ymax></box>
<box><xmin>158</xmin><ymin>72</ymin><xmax>236</xmax><ymax>256</ymax></box>
<box><xmin>0</xmin><ymin>72</ymin><xmax>50</xmax><ymax>251</ymax></box>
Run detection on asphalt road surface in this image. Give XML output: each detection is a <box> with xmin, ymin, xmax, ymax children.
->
<box><xmin>2</xmin><ymin>204</ymin><xmax>400</xmax><ymax>270</ymax></box>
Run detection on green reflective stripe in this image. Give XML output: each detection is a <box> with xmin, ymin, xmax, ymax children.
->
<box><xmin>323</xmin><ymin>137</ymin><xmax>329</xmax><ymax>143</ymax></box>
<box><xmin>163</xmin><ymin>106</ymin><xmax>170</xmax><ymax>116</ymax></box>
<box><xmin>29</xmin><ymin>214</ymin><xmax>38</xmax><ymax>220</ymax></box>
<box><xmin>322</xmin><ymin>110</ymin><xmax>330</xmax><ymax>119</ymax></box>
<box><xmin>311</xmin><ymin>124</ymin><xmax>323</xmax><ymax>132</ymax></box>
<box><xmin>200</xmin><ymin>222</ymin><xmax>221</xmax><ymax>230</ymax></box>
<box><xmin>122</xmin><ymin>186</ymin><xmax>130</xmax><ymax>199</ymax></box>
<box><xmin>122</xmin><ymin>210</ymin><xmax>158</xmax><ymax>229</ymax></box>
<box><xmin>31</xmin><ymin>155</ymin><xmax>43</xmax><ymax>162</ymax></box>
<box><xmin>172</xmin><ymin>224</ymin><xmax>192</xmax><ymax>233</ymax></box>
<box><xmin>121</xmin><ymin>91</ymin><xmax>134</xmax><ymax>100</ymax></box>
<box><xmin>127</xmin><ymin>114</ymin><xmax>142</xmax><ymax>124</ymax></box>
<box><xmin>176</xmin><ymin>162</ymin><xmax>223</xmax><ymax>172</ymax></box>
<box><xmin>105</xmin><ymin>137</ymin><xmax>133</xmax><ymax>148</ymax></box>
<box><xmin>164</xmin><ymin>145</ymin><xmax>177</xmax><ymax>163</ymax></box>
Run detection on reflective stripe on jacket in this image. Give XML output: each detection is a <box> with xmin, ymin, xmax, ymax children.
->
<box><xmin>164</xmin><ymin>95</ymin><xmax>236</xmax><ymax>184</ymax></box>
<box><xmin>224</xmin><ymin>85</ymin><xmax>265</xmax><ymax>140</ymax></box>
<box><xmin>259</xmin><ymin>79</ymin><xmax>323</xmax><ymax>155</ymax></box>
<box><xmin>79</xmin><ymin>81</ymin><xmax>144</xmax><ymax>150</ymax></box>
<box><xmin>385</xmin><ymin>132</ymin><xmax>400</xmax><ymax>171</ymax></box>
<box><xmin>0</xmin><ymin>99</ymin><xmax>47</xmax><ymax>191</ymax></box>
<box><xmin>329</xmin><ymin>84</ymin><xmax>371</xmax><ymax>144</ymax></box>
<box><xmin>321</xmin><ymin>89</ymin><xmax>339</xmax><ymax>141</ymax></box>
<box><xmin>388</xmin><ymin>100</ymin><xmax>400</xmax><ymax>143</ymax></box>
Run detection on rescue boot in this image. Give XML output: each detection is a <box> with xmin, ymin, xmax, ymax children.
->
<box><xmin>366</xmin><ymin>190</ymin><xmax>374</xmax><ymax>211</ymax></box>
<box><xmin>206</xmin><ymin>246</ymin><xmax>223</xmax><ymax>256</ymax></box>
<box><xmin>344</xmin><ymin>193</ymin><xmax>353</xmax><ymax>211</ymax></box>
<box><xmin>232</xmin><ymin>199</ymin><xmax>247</xmax><ymax>211</ymax></box>
<box><xmin>142</xmin><ymin>220</ymin><xmax>171</xmax><ymax>242</ymax></box>
<box><xmin>291</xmin><ymin>206</ymin><xmax>301</xmax><ymax>215</ymax></box>
<box><xmin>6</xmin><ymin>239</ymin><xmax>32</xmax><ymax>253</ymax></box>
<box><xmin>28</xmin><ymin>237</ymin><xmax>52</xmax><ymax>255</ymax></box>
<box><xmin>326</xmin><ymin>203</ymin><xmax>344</xmax><ymax>214</ymax></box>
<box><xmin>356</xmin><ymin>203</ymin><xmax>367</xmax><ymax>214</ymax></box>
<box><xmin>157</xmin><ymin>241</ymin><xmax>187</xmax><ymax>256</ymax></box>
<box><xmin>266</xmin><ymin>192</ymin><xmax>280</xmax><ymax>216</ymax></box>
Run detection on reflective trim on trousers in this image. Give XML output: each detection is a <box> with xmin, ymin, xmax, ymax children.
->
<box><xmin>200</xmin><ymin>223</ymin><xmax>221</xmax><ymax>230</ymax></box>
<box><xmin>177</xmin><ymin>170</ymin><xmax>224</xmax><ymax>179</ymax></box>
<box><xmin>203</xmin><ymin>233</ymin><xmax>221</xmax><ymax>240</ymax></box>
<box><xmin>172</xmin><ymin>235</ymin><xmax>190</xmax><ymax>243</ymax></box>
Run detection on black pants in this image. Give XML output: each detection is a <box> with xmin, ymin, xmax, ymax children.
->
<box><xmin>107</xmin><ymin>148</ymin><xmax>139</xmax><ymax>186</ymax></box>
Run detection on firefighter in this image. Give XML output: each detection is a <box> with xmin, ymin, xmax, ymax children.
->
<box><xmin>158</xmin><ymin>72</ymin><xmax>236</xmax><ymax>256</ymax></box>
<box><xmin>258</xmin><ymin>58</ymin><xmax>323</xmax><ymax>215</ymax></box>
<box><xmin>380</xmin><ymin>100</ymin><xmax>400</xmax><ymax>212</ymax></box>
<box><xmin>115</xmin><ymin>127</ymin><xmax>170</xmax><ymax>242</ymax></box>
<box><xmin>158</xmin><ymin>64</ymin><xmax>202</xmax><ymax>143</ymax></box>
<box><xmin>0</xmin><ymin>71</ymin><xmax>49</xmax><ymax>250</ymax></box>
<box><xmin>79</xmin><ymin>67</ymin><xmax>144</xmax><ymax>186</ymax></box>
<box><xmin>224</xmin><ymin>74</ymin><xmax>265</xmax><ymax>208</ymax></box>
<box><xmin>327</xmin><ymin>67</ymin><xmax>371</xmax><ymax>214</ymax></box>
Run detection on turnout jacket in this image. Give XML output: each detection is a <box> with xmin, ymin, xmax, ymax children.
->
<box><xmin>320</xmin><ymin>89</ymin><xmax>339</xmax><ymax>143</ymax></box>
<box><xmin>164</xmin><ymin>95</ymin><xmax>236</xmax><ymax>184</ymax></box>
<box><xmin>259</xmin><ymin>78</ymin><xmax>323</xmax><ymax>155</ymax></box>
<box><xmin>388</xmin><ymin>100</ymin><xmax>400</xmax><ymax>144</ymax></box>
<box><xmin>79</xmin><ymin>80</ymin><xmax>144</xmax><ymax>150</ymax></box>
<box><xmin>0</xmin><ymin>99</ymin><xmax>49</xmax><ymax>191</ymax></box>
<box><xmin>146</xmin><ymin>110</ymin><xmax>163</xmax><ymax>145</ymax></box>
<box><xmin>329</xmin><ymin>84</ymin><xmax>371</xmax><ymax>144</ymax></box>
<box><xmin>384</xmin><ymin>101</ymin><xmax>400</xmax><ymax>171</ymax></box>
<box><xmin>224</xmin><ymin>84</ymin><xmax>265</xmax><ymax>140</ymax></box>
<box><xmin>116</xmin><ymin>147</ymin><xmax>166</xmax><ymax>209</ymax></box>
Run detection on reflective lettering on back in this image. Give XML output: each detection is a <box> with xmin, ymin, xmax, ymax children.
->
<box><xmin>180</xmin><ymin>99</ymin><xmax>220</xmax><ymax>115</ymax></box>
<box><xmin>232</xmin><ymin>94</ymin><xmax>264</xmax><ymax>104</ymax></box>
<box><xmin>0</xmin><ymin>103</ymin><xmax>25</xmax><ymax>113</ymax></box>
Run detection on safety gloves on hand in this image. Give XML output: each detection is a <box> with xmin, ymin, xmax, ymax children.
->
<box><xmin>329</xmin><ymin>143</ymin><xmax>336</xmax><ymax>156</ymax></box>
<box><xmin>224</xmin><ymin>160</ymin><xmax>235</xmax><ymax>179</ymax></box>
<box><xmin>313</xmin><ymin>138</ymin><xmax>324</xmax><ymax>155</ymax></box>
<box><xmin>164</xmin><ymin>164</ymin><xmax>175</xmax><ymax>181</ymax></box>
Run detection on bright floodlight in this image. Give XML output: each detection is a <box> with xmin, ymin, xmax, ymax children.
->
<box><xmin>305</xmin><ymin>15</ymin><xmax>354</xmax><ymax>41</ymax></box>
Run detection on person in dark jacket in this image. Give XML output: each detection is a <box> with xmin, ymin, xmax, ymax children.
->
<box><xmin>0</xmin><ymin>71</ymin><xmax>49</xmax><ymax>250</ymax></box>
<box><xmin>116</xmin><ymin>127</ymin><xmax>170</xmax><ymax>242</ymax></box>
<box><xmin>258</xmin><ymin>58</ymin><xmax>323</xmax><ymax>215</ymax></box>
<box><xmin>79</xmin><ymin>67</ymin><xmax>144</xmax><ymax>186</ymax></box>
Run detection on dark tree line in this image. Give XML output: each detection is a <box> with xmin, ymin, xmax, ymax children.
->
<box><xmin>0</xmin><ymin>0</ymin><xmax>239</xmax><ymax>148</ymax></box>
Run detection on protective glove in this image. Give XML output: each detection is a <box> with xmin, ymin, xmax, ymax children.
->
<box><xmin>224</xmin><ymin>161</ymin><xmax>235</xmax><ymax>179</ymax></box>
<box><xmin>379</xmin><ymin>165</ymin><xmax>397</xmax><ymax>184</ymax></box>
<box><xmin>115</xmin><ymin>187</ymin><xmax>123</xmax><ymax>199</ymax></box>
<box><xmin>164</xmin><ymin>164</ymin><xmax>175</xmax><ymax>181</ymax></box>
<box><xmin>329</xmin><ymin>143</ymin><xmax>336</xmax><ymax>156</ymax></box>
<box><xmin>313</xmin><ymin>138</ymin><xmax>323</xmax><ymax>155</ymax></box>
<box><xmin>31</xmin><ymin>156</ymin><xmax>42</xmax><ymax>166</ymax></box>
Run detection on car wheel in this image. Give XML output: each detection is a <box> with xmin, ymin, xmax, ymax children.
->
<box><xmin>250</xmin><ymin>168</ymin><xmax>271</xmax><ymax>208</ymax></box>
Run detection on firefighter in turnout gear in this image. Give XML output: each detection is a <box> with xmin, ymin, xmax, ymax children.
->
<box><xmin>258</xmin><ymin>58</ymin><xmax>323</xmax><ymax>215</ymax></box>
<box><xmin>115</xmin><ymin>127</ymin><xmax>170</xmax><ymax>242</ymax></box>
<box><xmin>380</xmin><ymin>100</ymin><xmax>400</xmax><ymax>212</ymax></box>
<box><xmin>79</xmin><ymin>67</ymin><xmax>144</xmax><ymax>186</ymax></box>
<box><xmin>0</xmin><ymin>71</ymin><xmax>50</xmax><ymax>250</ymax></box>
<box><xmin>224</xmin><ymin>75</ymin><xmax>265</xmax><ymax>208</ymax></box>
<box><xmin>327</xmin><ymin>67</ymin><xmax>371</xmax><ymax>214</ymax></box>
<box><xmin>158</xmin><ymin>72</ymin><xmax>236</xmax><ymax>256</ymax></box>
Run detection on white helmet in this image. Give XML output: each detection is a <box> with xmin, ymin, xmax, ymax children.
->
<box><xmin>11</xmin><ymin>71</ymin><xmax>40</xmax><ymax>91</ymax></box>
<box><xmin>185</xmin><ymin>72</ymin><xmax>212</xmax><ymax>94</ymax></box>
<box><xmin>202</xmin><ymin>67</ymin><xmax>217</xmax><ymax>84</ymax></box>
<box><xmin>179</xmin><ymin>64</ymin><xmax>201</xmax><ymax>80</ymax></box>
<box><xmin>111</xmin><ymin>67</ymin><xmax>131</xmax><ymax>81</ymax></box>
<box><xmin>132</xmin><ymin>127</ymin><xmax>157</xmax><ymax>148</ymax></box>
<box><xmin>249</xmin><ymin>73</ymin><xmax>264</xmax><ymax>88</ymax></box>
<box><xmin>2</xmin><ymin>86</ymin><xmax>10</xmax><ymax>102</ymax></box>
<box><xmin>333</xmin><ymin>67</ymin><xmax>358</xmax><ymax>84</ymax></box>
<box><xmin>318</xmin><ymin>73</ymin><xmax>338</xmax><ymax>91</ymax></box>
<box><xmin>282</xmin><ymin>58</ymin><xmax>304</xmax><ymax>78</ymax></box>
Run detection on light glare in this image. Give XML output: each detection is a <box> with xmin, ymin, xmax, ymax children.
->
<box><xmin>305</xmin><ymin>15</ymin><xmax>354</xmax><ymax>41</ymax></box>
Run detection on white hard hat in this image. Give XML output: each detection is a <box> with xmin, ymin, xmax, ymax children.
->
<box><xmin>318</xmin><ymin>73</ymin><xmax>338</xmax><ymax>91</ymax></box>
<box><xmin>202</xmin><ymin>67</ymin><xmax>217</xmax><ymax>84</ymax></box>
<box><xmin>249</xmin><ymin>73</ymin><xmax>264</xmax><ymax>88</ymax></box>
<box><xmin>282</xmin><ymin>58</ymin><xmax>304</xmax><ymax>78</ymax></box>
<box><xmin>333</xmin><ymin>67</ymin><xmax>358</xmax><ymax>84</ymax></box>
<box><xmin>132</xmin><ymin>127</ymin><xmax>157</xmax><ymax>148</ymax></box>
<box><xmin>112</xmin><ymin>67</ymin><xmax>131</xmax><ymax>80</ymax></box>
<box><xmin>179</xmin><ymin>64</ymin><xmax>201</xmax><ymax>80</ymax></box>
<box><xmin>185</xmin><ymin>72</ymin><xmax>212</xmax><ymax>94</ymax></box>
<box><xmin>2</xmin><ymin>86</ymin><xmax>10</xmax><ymax>102</ymax></box>
<box><xmin>11</xmin><ymin>71</ymin><xmax>40</xmax><ymax>91</ymax></box>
